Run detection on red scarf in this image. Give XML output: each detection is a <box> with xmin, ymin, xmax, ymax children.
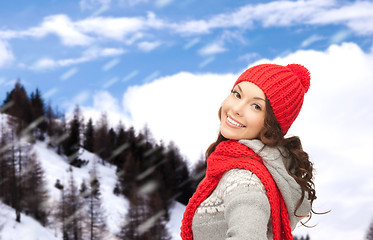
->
<box><xmin>180</xmin><ymin>140</ymin><xmax>292</xmax><ymax>240</ymax></box>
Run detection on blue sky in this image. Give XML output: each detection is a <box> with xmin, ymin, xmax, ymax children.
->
<box><xmin>1</xmin><ymin>0</ymin><xmax>372</xmax><ymax>109</ymax></box>
<box><xmin>1</xmin><ymin>1</ymin><xmax>373</xmax><ymax>239</ymax></box>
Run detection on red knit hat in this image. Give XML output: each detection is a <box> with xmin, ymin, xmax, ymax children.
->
<box><xmin>233</xmin><ymin>63</ymin><xmax>310</xmax><ymax>135</ymax></box>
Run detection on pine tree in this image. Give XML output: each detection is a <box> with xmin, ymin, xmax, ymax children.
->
<box><xmin>112</xmin><ymin>122</ymin><xmax>129</xmax><ymax>169</ymax></box>
<box><xmin>93</xmin><ymin>113</ymin><xmax>109</xmax><ymax>165</ymax></box>
<box><xmin>64</xmin><ymin>106</ymin><xmax>86</xmax><ymax>167</ymax></box>
<box><xmin>163</xmin><ymin>141</ymin><xmax>191</xmax><ymax>206</ymax></box>
<box><xmin>83</xmin><ymin>118</ymin><xmax>95</xmax><ymax>152</ymax></box>
<box><xmin>106</xmin><ymin>127</ymin><xmax>117</xmax><ymax>163</ymax></box>
<box><xmin>45</xmin><ymin>100</ymin><xmax>65</xmax><ymax>143</ymax></box>
<box><xmin>30</xmin><ymin>88</ymin><xmax>47</xmax><ymax>140</ymax></box>
<box><xmin>118</xmin><ymin>181</ymin><xmax>171</xmax><ymax>240</ymax></box>
<box><xmin>189</xmin><ymin>155</ymin><xmax>206</xmax><ymax>193</ymax></box>
<box><xmin>45</xmin><ymin>101</ymin><xmax>56</xmax><ymax>137</ymax></box>
<box><xmin>120</xmin><ymin>151</ymin><xmax>138</xmax><ymax>198</ymax></box>
<box><xmin>2</xmin><ymin>81</ymin><xmax>33</xmax><ymax>130</ymax></box>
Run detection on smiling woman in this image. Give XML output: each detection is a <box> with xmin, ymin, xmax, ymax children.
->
<box><xmin>180</xmin><ymin>63</ymin><xmax>319</xmax><ymax>240</ymax></box>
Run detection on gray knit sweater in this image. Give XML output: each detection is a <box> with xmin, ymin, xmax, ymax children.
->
<box><xmin>191</xmin><ymin>139</ymin><xmax>311</xmax><ymax>240</ymax></box>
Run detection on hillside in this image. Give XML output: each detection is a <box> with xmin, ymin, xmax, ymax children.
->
<box><xmin>0</xmin><ymin>136</ymin><xmax>185</xmax><ymax>239</ymax></box>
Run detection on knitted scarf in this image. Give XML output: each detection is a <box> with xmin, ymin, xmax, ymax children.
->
<box><xmin>180</xmin><ymin>140</ymin><xmax>292</xmax><ymax>240</ymax></box>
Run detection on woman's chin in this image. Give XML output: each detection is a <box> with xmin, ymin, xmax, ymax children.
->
<box><xmin>220</xmin><ymin>130</ymin><xmax>240</xmax><ymax>141</ymax></box>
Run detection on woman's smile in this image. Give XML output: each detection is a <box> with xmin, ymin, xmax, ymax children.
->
<box><xmin>225</xmin><ymin>115</ymin><xmax>246</xmax><ymax>128</ymax></box>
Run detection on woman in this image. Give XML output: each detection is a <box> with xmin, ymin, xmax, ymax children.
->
<box><xmin>180</xmin><ymin>63</ymin><xmax>317</xmax><ymax>240</ymax></box>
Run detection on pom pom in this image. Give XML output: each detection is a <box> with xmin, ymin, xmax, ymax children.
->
<box><xmin>287</xmin><ymin>64</ymin><xmax>310</xmax><ymax>93</ymax></box>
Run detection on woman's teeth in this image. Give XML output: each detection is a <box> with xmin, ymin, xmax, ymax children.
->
<box><xmin>227</xmin><ymin>116</ymin><xmax>245</xmax><ymax>127</ymax></box>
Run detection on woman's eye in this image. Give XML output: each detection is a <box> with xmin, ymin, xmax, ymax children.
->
<box><xmin>231</xmin><ymin>90</ymin><xmax>241</xmax><ymax>99</ymax></box>
<box><xmin>253</xmin><ymin>104</ymin><xmax>262</xmax><ymax>111</ymax></box>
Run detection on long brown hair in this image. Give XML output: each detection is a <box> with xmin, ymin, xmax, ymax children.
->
<box><xmin>206</xmin><ymin>98</ymin><xmax>318</xmax><ymax>223</ymax></box>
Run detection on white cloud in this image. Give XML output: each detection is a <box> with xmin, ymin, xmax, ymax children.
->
<box><xmin>198</xmin><ymin>42</ymin><xmax>227</xmax><ymax>55</ymax></box>
<box><xmin>172</xmin><ymin>0</ymin><xmax>335</xmax><ymax>34</ymax></box>
<box><xmin>0</xmin><ymin>40</ymin><xmax>15</xmax><ymax>67</ymax></box>
<box><xmin>137</xmin><ymin>41</ymin><xmax>162</xmax><ymax>52</ymax></box>
<box><xmin>76</xmin><ymin>16</ymin><xmax>146</xmax><ymax>41</ymax></box>
<box><xmin>1</xmin><ymin>1</ymin><xmax>372</xmax><ymax>51</ymax></box>
<box><xmin>78</xmin><ymin>91</ymin><xmax>131</xmax><ymax>128</ymax></box>
<box><xmin>32</xmin><ymin>58</ymin><xmax>56</xmax><ymax>70</ymax></box>
<box><xmin>117</xmin><ymin>42</ymin><xmax>373</xmax><ymax>239</ymax></box>
<box><xmin>0</xmin><ymin>13</ymin><xmax>164</xmax><ymax>46</ymax></box>
<box><xmin>34</xmin><ymin>15</ymin><xmax>94</xmax><ymax>46</ymax></box>
<box><xmin>122</xmin><ymin>71</ymin><xmax>236</xmax><ymax>161</ymax></box>
<box><xmin>172</xmin><ymin>0</ymin><xmax>373</xmax><ymax>36</ymax></box>
<box><xmin>30</xmin><ymin>47</ymin><xmax>125</xmax><ymax>70</ymax></box>
<box><xmin>310</xmin><ymin>1</ymin><xmax>373</xmax><ymax>35</ymax></box>
<box><xmin>0</xmin><ymin>15</ymin><xmax>93</xmax><ymax>46</ymax></box>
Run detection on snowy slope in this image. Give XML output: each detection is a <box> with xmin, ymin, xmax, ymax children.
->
<box><xmin>0</xmin><ymin>113</ymin><xmax>184</xmax><ymax>239</ymax></box>
<box><xmin>0</xmin><ymin>202</ymin><xmax>60</xmax><ymax>240</ymax></box>
<box><xmin>33</xmin><ymin>141</ymin><xmax>129</xmax><ymax>238</ymax></box>
<box><xmin>0</xmin><ymin>139</ymin><xmax>184</xmax><ymax>239</ymax></box>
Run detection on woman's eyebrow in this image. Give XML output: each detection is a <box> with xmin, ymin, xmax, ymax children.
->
<box><xmin>254</xmin><ymin>97</ymin><xmax>266</xmax><ymax>102</ymax></box>
<box><xmin>237</xmin><ymin>84</ymin><xmax>265</xmax><ymax>102</ymax></box>
<box><xmin>237</xmin><ymin>84</ymin><xmax>242</xmax><ymax>92</ymax></box>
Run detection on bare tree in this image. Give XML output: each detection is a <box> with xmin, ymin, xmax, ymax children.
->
<box><xmin>85</xmin><ymin>161</ymin><xmax>107</xmax><ymax>240</ymax></box>
<box><xmin>22</xmin><ymin>152</ymin><xmax>49</xmax><ymax>225</ymax></box>
<box><xmin>59</xmin><ymin>171</ymin><xmax>86</xmax><ymax>240</ymax></box>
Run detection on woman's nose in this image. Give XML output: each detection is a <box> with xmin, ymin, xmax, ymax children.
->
<box><xmin>232</xmin><ymin>102</ymin><xmax>245</xmax><ymax>116</ymax></box>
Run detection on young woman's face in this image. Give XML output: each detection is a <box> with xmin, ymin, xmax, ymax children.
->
<box><xmin>220</xmin><ymin>81</ymin><xmax>266</xmax><ymax>140</ymax></box>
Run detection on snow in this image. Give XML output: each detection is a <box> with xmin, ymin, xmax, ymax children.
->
<box><xmin>168</xmin><ymin>202</ymin><xmax>186</xmax><ymax>240</ymax></box>
<box><xmin>0</xmin><ymin>202</ymin><xmax>59</xmax><ymax>240</ymax></box>
<box><xmin>0</xmin><ymin>132</ymin><xmax>183</xmax><ymax>239</ymax></box>
<box><xmin>32</xmin><ymin>141</ymin><xmax>129</xmax><ymax>237</ymax></box>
